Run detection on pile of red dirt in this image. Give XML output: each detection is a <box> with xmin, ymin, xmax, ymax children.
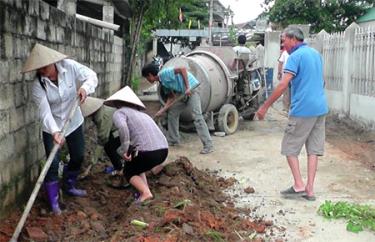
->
<box><xmin>0</xmin><ymin>156</ymin><xmax>279</xmax><ymax>242</ymax></box>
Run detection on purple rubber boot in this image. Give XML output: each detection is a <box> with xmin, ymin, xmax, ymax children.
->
<box><xmin>63</xmin><ymin>170</ymin><xmax>87</xmax><ymax>197</ymax></box>
<box><xmin>44</xmin><ymin>181</ymin><xmax>62</xmax><ymax>215</ymax></box>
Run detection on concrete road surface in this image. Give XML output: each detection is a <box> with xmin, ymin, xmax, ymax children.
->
<box><xmin>167</xmin><ymin>106</ymin><xmax>375</xmax><ymax>241</ymax></box>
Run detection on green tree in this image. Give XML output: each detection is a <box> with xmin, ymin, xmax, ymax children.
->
<box><xmin>125</xmin><ymin>0</ymin><xmax>209</xmax><ymax>85</ymax></box>
<box><xmin>319</xmin><ymin>0</ymin><xmax>374</xmax><ymax>32</ymax></box>
<box><xmin>125</xmin><ymin>0</ymin><xmax>187</xmax><ymax>85</ymax></box>
<box><xmin>262</xmin><ymin>0</ymin><xmax>374</xmax><ymax>33</ymax></box>
<box><xmin>181</xmin><ymin>0</ymin><xmax>209</xmax><ymax>29</ymax></box>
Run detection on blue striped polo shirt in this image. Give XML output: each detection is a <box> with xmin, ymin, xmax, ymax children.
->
<box><xmin>158</xmin><ymin>67</ymin><xmax>199</xmax><ymax>94</ymax></box>
<box><xmin>284</xmin><ymin>43</ymin><xmax>328</xmax><ymax>117</ymax></box>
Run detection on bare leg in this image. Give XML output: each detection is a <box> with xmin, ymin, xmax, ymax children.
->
<box><xmin>151</xmin><ymin>164</ymin><xmax>164</xmax><ymax>175</ymax></box>
<box><xmin>130</xmin><ymin>174</ymin><xmax>153</xmax><ymax>202</ymax></box>
<box><xmin>305</xmin><ymin>154</ymin><xmax>318</xmax><ymax>196</ymax></box>
<box><xmin>286</xmin><ymin>155</ymin><xmax>305</xmax><ymax>191</ymax></box>
<box><xmin>140</xmin><ymin>173</ymin><xmax>148</xmax><ymax>187</ymax></box>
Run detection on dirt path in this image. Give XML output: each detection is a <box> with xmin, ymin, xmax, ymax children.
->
<box><xmin>168</xmin><ymin>105</ymin><xmax>375</xmax><ymax>241</ymax></box>
<box><xmin>1</xmin><ymin>102</ymin><xmax>374</xmax><ymax>241</ymax></box>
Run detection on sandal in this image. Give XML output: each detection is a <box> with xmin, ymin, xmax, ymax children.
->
<box><xmin>280</xmin><ymin>186</ymin><xmax>306</xmax><ymax>197</ymax></box>
<box><xmin>302</xmin><ymin>194</ymin><xmax>316</xmax><ymax>201</ymax></box>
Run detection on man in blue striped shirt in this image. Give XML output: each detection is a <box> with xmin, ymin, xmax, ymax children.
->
<box><xmin>142</xmin><ymin>64</ymin><xmax>213</xmax><ymax>154</ymax></box>
<box><xmin>257</xmin><ymin>27</ymin><xmax>328</xmax><ymax>201</ymax></box>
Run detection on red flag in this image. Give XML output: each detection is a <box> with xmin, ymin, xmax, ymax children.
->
<box><xmin>179</xmin><ymin>8</ymin><xmax>184</xmax><ymax>23</ymax></box>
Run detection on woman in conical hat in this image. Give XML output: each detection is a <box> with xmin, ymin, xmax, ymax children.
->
<box><xmin>80</xmin><ymin>97</ymin><xmax>128</xmax><ymax>188</ymax></box>
<box><xmin>22</xmin><ymin>43</ymin><xmax>98</xmax><ymax>214</ymax></box>
<box><xmin>104</xmin><ymin>86</ymin><xmax>168</xmax><ymax>202</ymax></box>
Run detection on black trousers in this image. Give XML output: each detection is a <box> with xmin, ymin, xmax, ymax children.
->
<box><xmin>124</xmin><ymin>148</ymin><xmax>168</xmax><ymax>181</ymax></box>
<box><xmin>43</xmin><ymin>125</ymin><xmax>85</xmax><ymax>182</ymax></box>
<box><xmin>104</xmin><ymin>133</ymin><xmax>122</xmax><ymax>170</ymax></box>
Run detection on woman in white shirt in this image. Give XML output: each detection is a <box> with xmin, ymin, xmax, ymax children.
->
<box><xmin>22</xmin><ymin>44</ymin><xmax>98</xmax><ymax>214</ymax></box>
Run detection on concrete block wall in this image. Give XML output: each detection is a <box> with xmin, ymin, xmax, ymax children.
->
<box><xmin>0</xmin><ymin>0</ymin><xmax>123</xmax><ymax>216</ymax></box>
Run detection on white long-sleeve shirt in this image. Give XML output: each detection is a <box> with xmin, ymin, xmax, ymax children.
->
<box><xmin>32</xmin><ymin>59</ymin><xmax>98</xmax><ymax>136</ymax></box>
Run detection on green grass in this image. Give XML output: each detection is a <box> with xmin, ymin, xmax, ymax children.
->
<box><xmin>318</xmin><ymin>200</ymin><xmax>375</xmax><ymax>233</ymax></box>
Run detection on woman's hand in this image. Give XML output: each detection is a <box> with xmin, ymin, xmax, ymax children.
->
<box><xmin>78</xmin><ymin>88</ymin><xmax>87</xmax><ymax>103</ymax></box>
<box><xmin>53</xmin><ymin>132</ymin><xmax>65</xmax><ymax>146</ymax></box>
<box><xmin>123</xmin><ymin>152</ymin><xmax>132</xmax><ymax>161</ymax></box>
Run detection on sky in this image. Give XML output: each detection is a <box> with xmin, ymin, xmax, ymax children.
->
<box><xmin>219</xmin><ymin>0</ymin><xmax>265</xmax><ymax>24</ymax></box>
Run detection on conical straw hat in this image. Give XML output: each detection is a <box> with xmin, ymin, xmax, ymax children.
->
<box><xmin>80</xmin><ymin>97</ymin><xmax>105</xmax><ymax>117</ymax></box>
<box><xmin>104</xmin><ymin>86</ymin><xmax>146</xmax><ymax>110</ymax></box>
<box><xmin>21</xmin><ymin>43</ymin><xmax>68</xmax><ymax>73</ymax></box>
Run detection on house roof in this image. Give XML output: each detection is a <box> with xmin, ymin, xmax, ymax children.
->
<box><xmin>357</xmin><ymin>7</ymin><xmax>375</xmax><ymax>23</ymax></box>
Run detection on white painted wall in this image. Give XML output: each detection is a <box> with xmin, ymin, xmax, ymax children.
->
<box><xmin>326</xmin><ymin>90</ymin><xmax>345</xmax><ymax>112</ymax></box>
<box><xmin>349</xmin><ymin>94</ymin><xmax>375</xmax><ymax>125</ymax></box>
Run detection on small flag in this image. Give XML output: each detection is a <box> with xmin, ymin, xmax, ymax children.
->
<box><xmin>188</xmin><ymin>19</ymin><xmax>192</xmax><ymax>29</ymax></box>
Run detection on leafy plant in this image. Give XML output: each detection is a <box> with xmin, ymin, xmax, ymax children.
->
<box><xmin>318</xmin><ymin>200</ymin><xmax>375</xmax><ymax>233</ymax></box>
<box><xmin>131</xmin><ymin>76</ymin><xmax>141</xmax><ymax>92</ymax></box>
<box><xmin>228</xmin><ymin>25</ymin><xmax>237</xmax><ymax>45</ymax></box>
<box><xmin>154</xmin><ymin>205</ymin><xmax>166</xmax><ymax>217</ymax></box>
<box><xmin>174</xmin><ymin>199</ymin><xmax>192</xmax><ymax>209</ymax></box>
<box><xmin>206</xmin><ymin>230</ymin><xmax>225</xmax><ymax>242</ymax></box>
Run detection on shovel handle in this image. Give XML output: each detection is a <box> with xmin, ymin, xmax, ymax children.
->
<box><xmin>10</xmin><ymin>97</ymin><xmax>80</xmax><ymax>242</ymax></box>
<box><xmin>153</xmin><ymin>83</ymin><xmax>201</xmax><ymax>121</ymax></box>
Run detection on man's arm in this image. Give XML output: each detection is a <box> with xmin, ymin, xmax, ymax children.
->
<box><xmin>154</xmin><ymin>92</ymin><xmax>176</xmax><ymax>118</ymax></box>
<box><xmin>256</xmin><ymin>73</ymin><xmax>293</xmax><ymax>120</ymax></box>
<box><xmin>174</xmin><ymin>67</ymin><xmax>191</xmax><ymax>96</ymax></box>
<box><xmin>277</xmin><ymin>61</ymin><xmax>283</xmax><ymax>80</ymax></box>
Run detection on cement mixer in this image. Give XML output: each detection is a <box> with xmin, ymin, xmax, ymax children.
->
<box><xmin>158</xmin><ymin>46</ymin><xmax>263</xmax><ymax>135</ymax></box>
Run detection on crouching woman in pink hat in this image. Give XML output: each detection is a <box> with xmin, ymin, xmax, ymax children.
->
<box><xmin>104</xmin><ymin>86</ymin><xmax>168</xmax><ymax>202</ymax></box>
<box><xmin>22</xmin><ymin>44</ymin><xmax>98</xmax><ymax>214</ymax></box>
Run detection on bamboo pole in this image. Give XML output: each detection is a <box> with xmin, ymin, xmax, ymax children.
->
<box><xmin>10</xmin><ymin>97</ymin><xmax>80</xmax><ymax>242</ymax></box>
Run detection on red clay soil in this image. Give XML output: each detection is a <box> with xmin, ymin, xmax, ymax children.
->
<box><xmin>0</xmin><ymin>156</ymin><xmax>279</xmax><ymax>242</ymax></box>
<box><xmin>326</xmin><ymin>115</ymin><xmax>375</xmax><ymax>171</ymax></box>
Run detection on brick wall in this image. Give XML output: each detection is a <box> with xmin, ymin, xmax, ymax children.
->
<box><xmin>0</xmin><ymin>0</ymin><xmax>123</xmax><ymax>216</ymax></box>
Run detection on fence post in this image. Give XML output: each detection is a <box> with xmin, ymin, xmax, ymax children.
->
<box><xmin>314</xmin><ymin>29</ymin><xmax>328</xmax><ymax>54</ymax></box>
<box><xmin>342</xmin><ymin>23</ymin><xmax>359</xmax><ymax>114</ymax></box>
<box><xmin>264</xmin><ymin>31</ymin><xmax>281</xmax><ymax>97</ymax></box>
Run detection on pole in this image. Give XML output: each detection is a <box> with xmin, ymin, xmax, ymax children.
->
<box><xmin>10</xmin><ymin>97</ymin><xmax>80</xmax><ymax>242</ymax></box>
<box><xmin>208</xmin><ymin>0</ymin><xmax>213</xmax><ymax>45</ymax></box>
<box><xmin>76</xmin><ymin>13</ymin><xmax>120</xmax><ymax>31</ymax></box>
<box><xmin>153</xmin><ymin>83</ymin><xmax>200</xmax><ymax>121</ymax></box>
